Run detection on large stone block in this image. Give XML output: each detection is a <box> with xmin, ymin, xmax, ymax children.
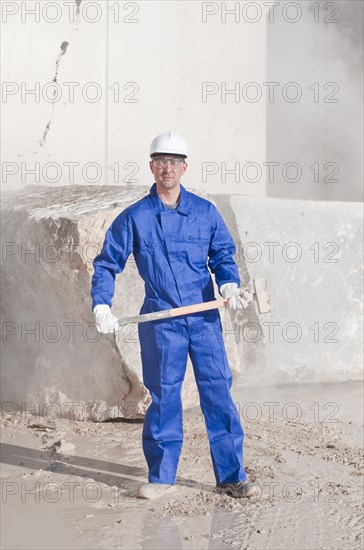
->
<box><xmin>1</xmin><ymin>185</ymin><xmax>244</xmax><ymax>420</ymax></box>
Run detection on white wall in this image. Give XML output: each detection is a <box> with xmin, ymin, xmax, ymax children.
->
<box><xmin>1</xmin><ymin>0</ymin><xmax>266</xmax><ymax>195</ymax></box>
<box><xmin>266</xmin><ymin>0</ymin><xmax>363</xmax><ymax>202</ymax></box>
<box><xmin>1</xmin><ymin>1</ymin><xmax>362</xmax><ymax>200</ymax></box>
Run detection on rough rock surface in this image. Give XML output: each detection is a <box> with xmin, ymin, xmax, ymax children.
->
<box><xmin>1</xmin><ymin>184</ymin><xmax>255</xmax><ymax>420</ymax></box>
<box><xmin>232</xmin><ymin>195</ymin><xmax>363</xmax><ymax>384</ymax></box>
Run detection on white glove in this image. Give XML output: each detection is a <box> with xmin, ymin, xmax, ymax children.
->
<box><xmin>93</xmin><ymin>305</ymin><xmax>119</xmax><ymax>334</ymax></box>
<box><xmin>220</xmin><ymin>282</ymin><xmax>253</xmax><ymax>310</ymax></box>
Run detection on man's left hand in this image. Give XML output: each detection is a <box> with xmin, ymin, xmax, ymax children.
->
<box><xmin>220</xmin><ymin>282</ymin><xmax>254</xmax><ymax>310</ymax></box>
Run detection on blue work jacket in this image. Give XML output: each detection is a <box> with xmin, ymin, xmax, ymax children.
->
<box><xmin>91</xmin><ymin>183</ymin><xmax>240</xmax><ymax>314</ymax></box>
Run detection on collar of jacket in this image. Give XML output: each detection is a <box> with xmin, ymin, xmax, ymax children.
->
<box><xmin>148</xmin><ymin>182</ymin><xmax>191</xmax><ymax>216</ymax></box>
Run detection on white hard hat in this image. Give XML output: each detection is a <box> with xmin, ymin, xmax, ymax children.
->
<box><xmin>150</xmin><ymin>131</ymin><xmax>188</xmax><ymax>158</ymax></box>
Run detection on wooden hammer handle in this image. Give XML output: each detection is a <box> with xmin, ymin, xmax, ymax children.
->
<box><xmin>117</xmin><ymin>299</ymin><xmax>228</xmax><ymax>326</ymax></box>
<box><xmin>116</xmin><ymin>278</ymin><xmax>271</xmax><ymax>327</ymax></box>
<box><xmin>170</xmin><ymin>298</ymin><xmax>227</xmax><ymax>317</ymax></box>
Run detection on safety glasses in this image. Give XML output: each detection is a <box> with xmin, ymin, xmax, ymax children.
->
<box><xmin>152</xmin><ymin>158</ymin><xmax>185</xmax><ymax>168</ymax></box>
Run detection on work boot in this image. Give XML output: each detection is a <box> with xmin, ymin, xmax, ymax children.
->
<box><xmin>216</xmin><ymin>480</ymin><xmax>259</xmax><ymax>498</ymax></box>
<box><xmin>137</xmin><ymin>483</ymin><xmax>177</xmax><ymax>500</ymax></box>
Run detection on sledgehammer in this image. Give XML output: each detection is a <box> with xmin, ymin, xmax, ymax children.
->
<box><xmin>116</xmin><ymin>277</ymin><xmax>271</xmax><ymax>327</ymax></box>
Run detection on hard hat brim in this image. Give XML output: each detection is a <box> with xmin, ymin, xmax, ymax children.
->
<box><xmin>150</xmin><ymin>153</ymin><xmax>187</xmax><ymax>160</ymax></box>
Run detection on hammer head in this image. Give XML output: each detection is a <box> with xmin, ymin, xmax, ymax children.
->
<box><xmin>253</xmin><ymin>277</ymin><xmax>272</xmax><ymax>314</ymax></box>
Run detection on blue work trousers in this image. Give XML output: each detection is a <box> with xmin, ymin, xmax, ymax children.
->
<box><xmin>138</xmin><ymin>314</ymin><xmax>247</xmax><ymax>485</ymax></box>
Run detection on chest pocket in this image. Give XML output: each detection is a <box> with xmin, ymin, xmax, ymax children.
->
<box><xmin>184</xmin><ymin>228</ymin><xmax>210</xmax><ymax>264</ymax></box>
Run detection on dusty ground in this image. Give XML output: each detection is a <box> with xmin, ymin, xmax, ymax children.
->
<box><xmin>1</xmin><ymin>381</ymin><xmax>363</xmax><ymax>550</ymax></box>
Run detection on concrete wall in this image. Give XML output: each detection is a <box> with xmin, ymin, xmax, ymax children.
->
<box><xmin>1</xmin><ymin>0</ymin><xmax>266</xmax><ymax>195</ymax></box>
<box><xmin>2</xmin><ymin>1</ymin><xmax>361</xmax><ymax>200</ymax></box>
<box><xmin>266</xmin><ymin>0</ymin><xmax>363</xmax><ymax>202</ymax></box>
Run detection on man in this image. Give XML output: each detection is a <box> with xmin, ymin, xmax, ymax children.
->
<box><xmin>91</xmin><ymin>132</ymin><xmax>258</xmax><ymax>500</ymax></box>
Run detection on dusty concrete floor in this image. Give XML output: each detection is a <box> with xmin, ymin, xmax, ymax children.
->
<box><xmin>1</xmin><ymin>381</ymin><xmax>363</xmax><ymax>549</ymax></box>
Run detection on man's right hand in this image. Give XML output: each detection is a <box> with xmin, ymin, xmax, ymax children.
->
<box><xmin>93</xmin><ymin>305</ymin><xmax>119</xmax><ymax>334</ymax></box>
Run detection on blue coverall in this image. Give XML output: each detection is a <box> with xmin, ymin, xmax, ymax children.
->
<box><xmin>91</xmin><ymin>183</ymin><xmax>247</xmax><ymax>484</ymax></box>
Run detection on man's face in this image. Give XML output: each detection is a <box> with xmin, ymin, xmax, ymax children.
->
<box><xmin>149</xmin><ymin>155</ymin><xmax>188</xmax><ymax>192</ymax></box>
